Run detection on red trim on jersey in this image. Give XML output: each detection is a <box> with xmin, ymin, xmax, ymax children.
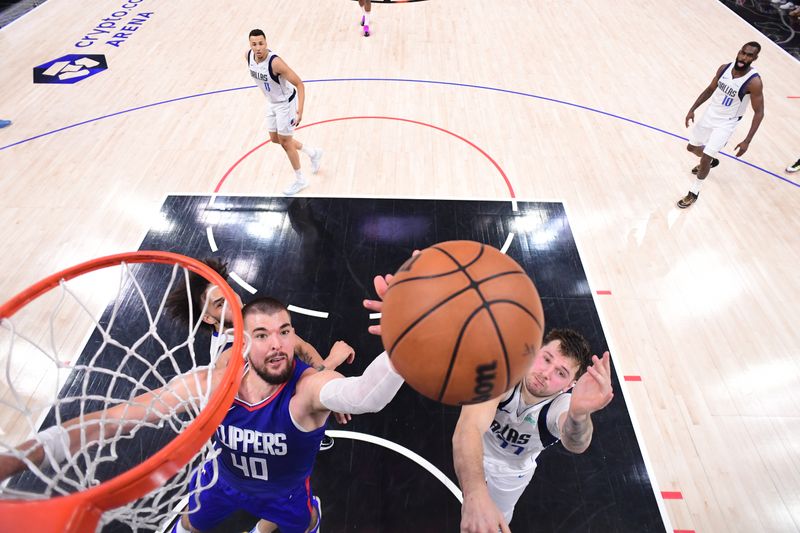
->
<box><xmin>232</xmin><ymin>360</ymin><xmax>295</xmax><ymax>411</ymax></box>
<box><xmin>305</xmin><ymin>477</ymin><xmax>313</xmax><ymax>514</ymax></box>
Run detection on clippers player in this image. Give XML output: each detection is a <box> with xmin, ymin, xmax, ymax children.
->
<box><xmin>1</xmin><ymin>296</ymin><xmax>404</xmax><ymax>533</ymax></box>
<box><xmin>173</xmin><ymin>297</ymin><xmax>402</xmax><ymax>533</ymax></box>
<box><xmin>163</xmin><ymin>258</ymin><xmax>349</xmax><ymax>384</ymax></box>
<box><xmin>452</xmin><ymin>330</ymin><xmax>613</xmax><ymax>533</ymax></box>
<box><xmin>679</xmin><ymin>42</ymin><xmax>765</xmax><ymax>208</ymax></box>
<box><xmin>247</xmin><ymin>29</ymin><xmax>323</xmax><ymax>196</ymax></box>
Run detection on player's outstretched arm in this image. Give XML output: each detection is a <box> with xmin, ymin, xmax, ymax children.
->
<box><xmin>305</xmin><ymin>351</ymin><xmax>404</xmax><ymax>416</ymax></box>
<box><xmin>558</xmin><ymin>351</ymin><xmax>614</xmax><ymax>454</ymax></box>
<box><xmin>453</xmin><ymin>398</ymin><xmax>510</xmax><ymax>533</ymax></box>
<box><xmin>313</xmin><ymin>340</ymin><xmax>356</xmax><ymax>425</ymax></box>
<box><xmin>0</xmin><ymin>367</ymin><xmax>222</xmax><ymax>481</ymax></box>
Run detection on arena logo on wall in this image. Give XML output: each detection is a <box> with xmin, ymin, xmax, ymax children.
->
<box><xmin>33</xmin><ymin>1</ymin><xmax>155</xmax><ymax>84</ymax></box>
<box><xmin>33</xmin><ymin>54</ymin><xmax>108</xmax><ymax>84</ymax></box>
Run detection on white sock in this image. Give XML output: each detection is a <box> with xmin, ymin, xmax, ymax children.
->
<box><xmin>295</xmin><ymin>169</ymin><xmax>305</xmax><ymax>181</ymax></box>
<box><xmin>690</xmin><ymin>178</ymin><xmax>704</xmax><ymax>196</ymax></box>
<box><xmin>364</xmin><ymin>13</ymin><xmax>370</xmax><ymax>25</ymax></box>
<box><xmin>300</xmin><ymin>145</ymin><xmax>316</xmax><ymax>157</ymax></box>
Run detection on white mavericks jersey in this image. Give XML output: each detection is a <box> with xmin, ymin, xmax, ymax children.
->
<box><xmin>483</xmin><ymin>383</ymin><xmax>571</xmax><ymax>472</ymax></box>
<box><xmin>248</xmin><ymin>50</ymin><xmax>297</xmax><ymax>104</ymax></box>
<box><xmin>703</xmin><ymin>63</ymin><xmax>760</xmax><ymax>124</ymax></box>
<box><xmin>209</xmin><ymin>331</ymin><xmax>230</xmax><ymax>362</ymax></box>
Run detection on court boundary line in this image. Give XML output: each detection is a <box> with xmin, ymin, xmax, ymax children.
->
<box><xmin>2</xmin><ymin>78</ymin><xmax>796</xmax><ymax>189</ymax></box>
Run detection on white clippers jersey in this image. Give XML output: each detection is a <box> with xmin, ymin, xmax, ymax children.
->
<box><xmin>482</xmin><ymin>384</ymin><xmax>571</xmax><ymax>472</ymax></box>
<box><xmin>703</xmin><ymin>63</ymin><xmax>760</xmax><ymax>124</ymax></box>
<box><xmin>248</xmin><ymin>50</ymin><xmax>297</xmax><ymax>104</ymax></box>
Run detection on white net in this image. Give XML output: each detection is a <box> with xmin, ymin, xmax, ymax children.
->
<box><xmin>0</xmin><ymin>258</ymin><xmax>245</xmax><ymax>532</ymax></box>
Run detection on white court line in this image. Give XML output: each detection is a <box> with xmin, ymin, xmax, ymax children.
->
<box><xmin>287</xmin><ymin>305</ymin><xmax>329</xmax><ymax>319</ymax></box>
<box><xmin>208</xmin><ymin>194</ymin><xmax>218</xmax><ymax>207</ymax></box>
<box><xmin>369</xmin><ymin>312</ymin><xmax>381</xmax><ymax>320</ymax></box>
<box><xmin>206</xmin><ymin>227</ymin><xmax>218</xmax><ymax>252</ymax></box>
<box><xmin>156</xmin><ymin>495</ymin><xmax>190</xmax><ymax>533</ymax></box>
<box><xmin>499</xmin><ymin>232</ymin><xmax>515</xmax><ymax>254</ymax></box>
<box><xmin>510</xmin><ymin>199</ymin><xmax>518</xmax><ymax>212</ymax></box>
<box><xmin>326</xmin><ymin>429</ymin><xmax>463</xmax><ymax>503</ymax></box>
<box><xmin>561</xmin><ymin>200</ymin><xmax>673</xmax><ymax>532</ymax></box>
<box><xmin>170</xmin><ymin>191</ymin><xmax>569</xmax><ymax>204</ymax></box>
<box><xmin>229</xmin><ymin>272</ymin><xmax>257</xmax><ymax>294</ymax></box>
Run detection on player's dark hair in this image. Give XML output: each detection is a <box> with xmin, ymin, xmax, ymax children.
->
<box><xmin>249</xmin><ymin>29</ymin><xmax>266</xmax><ymax>39</ymax></box>
<box><xmin>243</xmin><ymin>297</ymin><xmax>289</xmax><ymax>319</ymax></box>
<box><xmin>165</xmin><ymin>258</ymin><xmax>229</xmax><ymax>332</ymax></box>
<box><xmin>543</xmin><ymin>328</ymin><xmax>592</xmax><ymax>379</ymax></box>
<box><xmin>743</xmin><ymin>41</ymin><xmax>761</xmax><ymax>53</ymax></box>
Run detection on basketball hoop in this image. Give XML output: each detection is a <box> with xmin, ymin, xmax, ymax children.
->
<box><xmin>0</xmin><ymin>251</ymin><xmax>246</xmax><ymax>532</ymax></box>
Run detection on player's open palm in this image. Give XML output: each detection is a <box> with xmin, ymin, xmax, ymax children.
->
<box><xmin>569</xmin><ymin>352</ymin><xmax>614</xmax><ymax>417</ymax></box>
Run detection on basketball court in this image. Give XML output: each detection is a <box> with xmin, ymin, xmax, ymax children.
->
<box><xmin>1</xmin><ymin>1</ymin><xmax>799</xmax><ymax>532</ymax></box>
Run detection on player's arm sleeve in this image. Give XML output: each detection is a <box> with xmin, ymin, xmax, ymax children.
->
<box><xmin>318</xmin><ymin>352</ymin><xmax>404</xmax><ymax>414</ymax></box>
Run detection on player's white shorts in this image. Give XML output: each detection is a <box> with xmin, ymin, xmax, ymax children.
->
<box><xmin>484</xmin><ymin>458</ymin><xmax>536</xmax><ymax>525</ymax></box>
<box><xmin>266</xmin><ymin>96</ymin><xmax>298</xmax><ymax>137</ymax></box>
<box><xmin>688</xmin><ymin>113</ymin><xmax>741</xmax><ymax>158</ymax></box>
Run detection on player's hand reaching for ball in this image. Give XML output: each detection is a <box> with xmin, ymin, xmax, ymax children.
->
<box><xmin>363</xmin><ymin>250</ymin><xmax>422</xmax><ymax>336</ymax></box>
<box><xmin>364</xmin><ymin>274</ymin><xmax>392</xmax><ymax>336</ymax></box>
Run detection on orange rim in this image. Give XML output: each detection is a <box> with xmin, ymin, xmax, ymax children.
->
<box><xmin>0</xmin><ymin>251</ymin><xmax>245</xmax><ymax>532</ymax></box>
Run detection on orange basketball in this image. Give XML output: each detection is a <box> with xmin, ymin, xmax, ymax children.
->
<box><xmin>380</xmin><ymin>241</ymin><xmax>544</xmax><ymax>405</ymax></box>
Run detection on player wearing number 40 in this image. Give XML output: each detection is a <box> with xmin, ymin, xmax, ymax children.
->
<box><xmin>0</xmin><ymin>296</ymin><xmax>404</xmax><ymax>533</ymax></box>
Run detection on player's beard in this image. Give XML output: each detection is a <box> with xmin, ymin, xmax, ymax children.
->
<box><xmin>734</xmin><ymin>58</ymin><xmax>749</xmax><ymax>70</ymax></box>
<box><xmin>253</xmin><ymin>353</ymin><xmax>292</xmax><ymax>385</ymax></box>
<box><xmin>524</xmin><ymin>373</ymin><xmax>548</xmax><ymax>397</ymax></box>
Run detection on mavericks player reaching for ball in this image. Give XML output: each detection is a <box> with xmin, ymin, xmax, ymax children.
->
<box><xmin>678</xmin><ymin>42</ymin><xmax>764</xmax><ymax>208</ymax></box>
<box><xmin>247</xmin><ymin>29</ymin><xmax>323</xmax><ymax>196</ymax></box>
<box><xmin>362</xmin><ymin>272</ymin><xmax>614</xmax><ymax>533</ymax></box>
<box><xmin>453</xmin><ymin>330</ymin><xmax>612</xmax><ymax>533</ymax></box>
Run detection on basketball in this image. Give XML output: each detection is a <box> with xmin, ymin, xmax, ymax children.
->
<box><xmin>380</xmin><ymin>241</ymin><xmax>544</xmax><ymax>405</ymax></box>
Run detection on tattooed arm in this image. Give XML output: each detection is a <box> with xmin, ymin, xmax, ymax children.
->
<box><xmin>295</xmin><ymin>335</ymin><xmax>326</xmax><ymax>370</ymax></box>
<box><xmin>558</xmin><ymin>352</ymin><xmax>614</xmax><ymax>454</ymax></box>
